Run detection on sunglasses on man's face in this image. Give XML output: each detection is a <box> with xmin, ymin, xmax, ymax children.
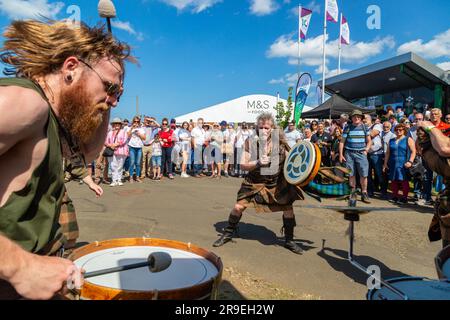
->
<box><xmin>79</xmin><ymin>60</ymin><xmax>123</xmax><ymax>100</ymax></box>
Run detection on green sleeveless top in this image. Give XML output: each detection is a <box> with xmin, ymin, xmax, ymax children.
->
<box><xmin>0</xmin><ymin>78</ymin><xmax>65</xmax><ymax>253</ymax></box>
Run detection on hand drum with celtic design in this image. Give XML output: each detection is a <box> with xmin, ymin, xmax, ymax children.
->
<box><xmin>284</xmin><ymin>141</ymin><xmax>321</xmax><ymax>187</ymax></box>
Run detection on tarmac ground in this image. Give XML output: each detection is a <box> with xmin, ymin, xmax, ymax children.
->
<box><xmin>66</xmin><ymin>176</ymin><xmax>442</xmax><ymax>300</ymax></box>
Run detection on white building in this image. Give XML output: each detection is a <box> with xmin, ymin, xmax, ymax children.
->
<box><xmin>175</xmin><ymin>94</ymin><xmax>312</xmax><ymax>124</ymax></box>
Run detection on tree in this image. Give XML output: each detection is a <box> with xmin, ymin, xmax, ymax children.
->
<box><xmin>274</xmin><ymin>87</ymin><xmax>294</xmax><ymax>129</ymax></box>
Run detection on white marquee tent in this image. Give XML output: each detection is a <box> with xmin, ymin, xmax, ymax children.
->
<box><xmin>175</xmin><ymin>94</ymin><xmax>313</xmax><ymax>124</ymax></box>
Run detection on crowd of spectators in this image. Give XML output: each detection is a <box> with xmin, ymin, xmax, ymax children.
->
<box><xmin>90</xmin><ymin>106</ymin><xmax>450</xmax><ymax>207</ymax></box>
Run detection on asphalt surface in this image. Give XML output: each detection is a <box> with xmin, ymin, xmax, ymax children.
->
<box><xmin>66</xmin><ymin>176</ymin><xmax>442</xmax><ymax>300</ymax></box>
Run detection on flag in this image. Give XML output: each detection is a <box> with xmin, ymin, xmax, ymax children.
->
<box><xmin>300</xmin><ymin>8</ymin><xmax>313</xmax><ymax>40</ymax></box>
<box><xmin>294</xmin><ymin>73</ymin><xmax>313</xmax><ymax>125</ymax></box>
<box><xmin>326</xmin><ymin>0</ymin><xmax>339</xmax><ymax>23</ymax></box>
<box><xmin>340</xmin><ymin>15</ymin><xmax>350</xmax><ymax>45</ymax></box>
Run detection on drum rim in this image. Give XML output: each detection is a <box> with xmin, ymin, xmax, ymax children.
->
<box><xmin>68</xmin><ymin>238</ymin><xmax>223</xmax><ymax>300</ymax></box>
<box><xmin>284</xmin><ymin>141</ymin><xmax>320</xmax><ymax>186</ymax></box>
<box><xmin>299</xmin><ymin>143</ymin><xmax>321</xmax><ymax>187</ymax></box>
<box><xmin>366</xmin><ymin>276</ymin><xmax>450</xmax><ymax>300</ymax></box>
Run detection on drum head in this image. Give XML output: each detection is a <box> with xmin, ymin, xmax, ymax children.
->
<box><xmin>284</xmin><ymin>141</ymin><xmax>321</xmax><ymax>187</ymax></box>
<box><xmin>74</xmin><ymin>246</ymin><xmax>219</xmax><ymax>292</ymax></box>
<box><xmin>367</xmin><ymin>277</ymin><xmax>450</xmax><ymax>300</ymax></box>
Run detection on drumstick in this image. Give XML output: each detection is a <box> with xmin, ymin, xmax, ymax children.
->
<box><xmin>83</xmin><ymin>252</ymin><xmax>172</xmax><ymax>279</ymax></box>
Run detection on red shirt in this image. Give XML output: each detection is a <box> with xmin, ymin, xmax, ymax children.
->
<box><xmin>159</xmin><ymin>129</ymin><xmax>174</xmax><ymax>148</ymax></box>
<box><xmin>436</xmin><ymin>121</ymin><xmax>450</xmax><ymax>137</ymax></box>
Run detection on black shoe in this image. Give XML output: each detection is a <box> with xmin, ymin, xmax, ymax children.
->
<box><xmin>213</xmin><ymin>231</ymin><xmax>234</xmax><ymax>247</ymax></box>
<box><xmin>424</xmin><ymin>200</ymin><xmax>434</xmax><ymax>206</ymax></box>
<box><xmin>284</xmin><ymin>241</ymin><xmax>303</xmax><ymax>254</ymax></box>
<box><xmin>399</xmin><ymin>198</ymin><xmax>408</xmax><ymax>204</ymax></box>
<box><xmin>361</xmin><ymin>192</ymin><xmax>371</xmax><ymax>204</ymax></box>
<box><xmin>389</xmin><ymin>197</ymin><xmax>399</xmax><ymax>204</ymax></box>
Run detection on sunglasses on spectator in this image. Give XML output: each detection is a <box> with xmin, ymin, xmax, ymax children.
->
<box><xmin>162</xmin><ymin>123</ymin><xmax>168</xmax><ymax>126</ymax></box>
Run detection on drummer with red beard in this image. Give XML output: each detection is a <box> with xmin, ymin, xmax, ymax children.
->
<box><xmin>0</xmin><ymin>20</ymin><xmax>135</xmax><ymax>299</ymax></box>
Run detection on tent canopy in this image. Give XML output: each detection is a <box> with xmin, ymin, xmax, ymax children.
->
<box><xmin>301</xmin><ymin>94</ymin><xmax>374</xmax><ymax>119</ymax></box>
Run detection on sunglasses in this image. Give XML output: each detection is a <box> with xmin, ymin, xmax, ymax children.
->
<box><xmin>162</xmin><ymin>123</ymin><xmax>168</xmax><ymax>126</ymax></box>
<box><xmin>79</xmin><ymin>60</ymin><xmax>123</xmax><ymax>100</ymax></box>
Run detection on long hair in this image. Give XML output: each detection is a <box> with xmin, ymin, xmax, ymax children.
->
<box><xmin>255</xmin><ymin>112</ymin><xmax>289</xmax><ymax>149</ymax></box>
<box><xmin>0</xmin><ymin>20</ymin><xmax>136</xmax><ymax>79</ymax></box>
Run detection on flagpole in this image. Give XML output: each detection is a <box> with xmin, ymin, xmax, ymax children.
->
<box><xmin>321</xmin><ymin>0</ymin><xmax>327</xmax><ymax>104</ymax></box>
<box><xmin>298</xmin><ymin>4</ymin><xmax>302</xmax><ymax>78</ymax></box>
<box><xmin>338</xmin><ymin>13</ymin><xmax>342</xmax><ymax>75</ymax></box>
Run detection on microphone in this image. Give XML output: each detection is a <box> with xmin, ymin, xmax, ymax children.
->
<box><xmin>84</xmin><ymin>252</ymin><xmax>172</xmax><ymax>279</ymax></box>
<box><xmin>98</xmin><ymin>0</ymin><xmax>117</xmax><ymax>18</ymax></box>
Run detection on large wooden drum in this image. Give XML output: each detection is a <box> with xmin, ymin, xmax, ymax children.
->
<box><xmin>68</xmin><ymin>238</ymin><xmax>223</xmax><ymax>300</ymax></box>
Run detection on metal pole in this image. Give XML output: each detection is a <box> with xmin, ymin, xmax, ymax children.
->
<box><xmin>321</xmin><ymin>0</ymin><xmax>327</xmax><ymax>104</ymax></box>
<box><xmin>298</xmin><ymin>5</ymin><xmax>302</xmax><ymax>78</ymax></box>
<box><xmin>107</xmin><ymin>17</ymin><xmax>112</xmax><ymax>33</ymax></box>
<box><xmin>338</xmin><ymin>13</ymin><xmax>342</xmax><ymax>75</ymax></box>
<box><xmin>136</xmin><ymin>95</ymin><xmax>139</xmax><ymax>116</ymax></box>
<box><xmin>347</xmin><ymin>221</ymin><xmax>409</xmax><ymax>300</ymax></box>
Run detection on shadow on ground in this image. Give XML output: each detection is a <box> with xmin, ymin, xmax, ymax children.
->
<box><xmin>318</xmin><ymin>245</ymin><xmax>411</xmax><ymax>286</ymax></box>
<box><xmin>217</xmin><ymin>280</ymin><xmax>246</xmax><ymax>300</ymax></box>
<box><xmin>214</xmin><ymin>221</ymin><xmax>316</xmax><ymax>252</ymax></box>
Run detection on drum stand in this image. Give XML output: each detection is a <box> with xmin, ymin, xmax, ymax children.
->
<box><xmin>344</xmin><ymin>201</ymin><xmax>409</xmax><ymax>300</ymax></box>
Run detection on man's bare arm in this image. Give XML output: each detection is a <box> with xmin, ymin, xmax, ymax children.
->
<box><xmin>0</xmin><ymin>86</ymin><xmax>48</xmax><ymax>157</ymax></box>
<box><xmin>417</xmin><ymin>121</ymin><xmax>450</xmax><ymax>157</ymax></box>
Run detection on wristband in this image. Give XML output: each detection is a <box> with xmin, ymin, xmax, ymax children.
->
<box><xmin>424</xmin><ymin>125</ymin><xmax>436</xmax><ymax>133</ymax></box>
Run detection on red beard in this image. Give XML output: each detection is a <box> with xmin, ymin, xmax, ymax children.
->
<box><xmin>58</xmin><ymin>82</ymin><xmax>109</xmax><ymax>146</ymax></box>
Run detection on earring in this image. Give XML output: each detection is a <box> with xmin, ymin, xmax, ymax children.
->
<box><xmin>66</xmin><ymin>74</ymin><xmax>73</xmax><ymax>82</ymax></box>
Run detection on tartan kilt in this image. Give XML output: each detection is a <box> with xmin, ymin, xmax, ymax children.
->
<box><xmin>237</xmin><ymin>176</ymin><xmax>304</xmax><ymax>213</ymax></box>
<box><xmin>429</xmin><ymin>184</ymin><xmax>450</xmax><ymax>243</ymax></box>
<box><xmin>38</xmin><ymin>189</ymin><xmax>80</xmax><ymax>256</ymax></box>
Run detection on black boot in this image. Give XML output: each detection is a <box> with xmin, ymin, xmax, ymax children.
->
<box><xmin>282</xmin><ymin>216</ymin><xmax>303</xmax><ymax>254</ymax></box>
<box><xmin>213</xmin><ymin>214</ymin><xmax>241</xmax><ymax>247</ymax></box>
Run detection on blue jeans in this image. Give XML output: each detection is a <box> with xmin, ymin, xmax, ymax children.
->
<box><xmin>128</xmin><ymin>146</ymin><xmax>142</xmax><ymax>177</ymax></box>
<box><xmin>368</xmin><ymin>153</ymin><xmax>385</xmax><ymax>195</ymax></box>
<box><xmin>193</xmin><ymin>145</ymin><xmax>204</xmax><ymax>175</ymax></box>
<box><xmin>161</xmin><ymin>146</ymin><xmax>173</xmax><ymax>175</ymax></box>
<box><xmin>413</xmin><ymin>162</ymin><xmax>433</xmax><ymax>201</ymax></box>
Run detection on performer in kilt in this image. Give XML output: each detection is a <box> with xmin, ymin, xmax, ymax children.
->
<box><xmin>416</xmin><ymin>121</ymin><xmax>450</xmax><ymax>248</ymax></box>
<box><xmin>213</xmin><ymin>113</ymin><xmax>305</xmax><ymax>254</ymax></box>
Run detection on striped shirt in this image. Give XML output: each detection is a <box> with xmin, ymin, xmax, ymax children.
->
<box><xmin>343</xmin><ymin>124</ymin><xmax>368</xmax><ymax>151</ymax></box>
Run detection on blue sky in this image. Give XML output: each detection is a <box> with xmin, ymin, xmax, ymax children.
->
<box><xmin>0</xmin><ymin>0</ymin><xmax>449</xmax><ymax>121</ymax></box>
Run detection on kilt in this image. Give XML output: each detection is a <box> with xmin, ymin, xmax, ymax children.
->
<box><xmin>237</xmin><ymin>176</ymin><xmax>304</xmax><ymax>213</ymax></box>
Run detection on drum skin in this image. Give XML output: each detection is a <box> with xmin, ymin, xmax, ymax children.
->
<box><xmin>284</xmin><ymin>141</ymin><xmax>321</xmax><ymax>187</ymax></box>
<box><xmin>367</xmin><ymin>277</ymin><xmax>450</xmax><ymax>300</ymax></box>
<box><xmin>435</xmin><ymin>245</ymin><xmax>450</xmax><ymax>280</ymax></box>
<box><xmin>68</xmin><ymin>238</ymin><xmax>223</xmax><ymax>300</ymax></box>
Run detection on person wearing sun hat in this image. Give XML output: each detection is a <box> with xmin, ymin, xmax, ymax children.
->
<box><xmin>105</xmin><ymin>117</ymin><xmax>129</xmax><ymax>186</ymax></box>
<box><xmin>339</xmin><ymin>109</ymin><xmax>373</xmax><ymax>203</ymax></box>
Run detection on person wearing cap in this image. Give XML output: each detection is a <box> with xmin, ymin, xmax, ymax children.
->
<box><xmin>105</xmin><ymin>118</ymin><xmax>129</xmax><ymax>186</ymax></box>
<box><xmin>339</xmin><ymin>110</ymin><xmax>373</xmax><ymax>203</ymax></box>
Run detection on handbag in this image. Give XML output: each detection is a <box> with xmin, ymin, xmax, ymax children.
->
<box><xmin>103</xmin><ymin>132</ymin><xmax>119</xmax><ymax>157</ymax></box>
<box><xmin>408</xmin><ymin>157</ymin><xmax>426</xmax><ymax>180</ymax></box>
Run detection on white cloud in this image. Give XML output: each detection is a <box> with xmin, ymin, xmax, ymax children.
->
<box><xmin>397</xmin><ymin>28</ymin><xmax>450</xmax><ymax>59</ymax></box>
<box><xmin>269</xmin><ymin>73</ymin><xmax>298</xmax><ymax>86</ymax></box>
<box><xmin>250</xmin><ymin>0</ymin><xmax>279</xmax><ymax>16</ymax></box>
<box><xmin>111</xmin><ymin>20</ymin><xmax>145</xmax><ymax>41</ymax></box>
<box><xmin>0</xmin><ymin>0</ymin><xmax>64</xmax><ymax>20</ymax></box>
<box><xmin>159</xmin><ymin>0</ymin><xmax>222</xmax><ymax>13</ymax></box>
<box><xmin>267</xmin><ymin>34</ymin><xmax>395</xmax><ymax>67</ymax></box>
<box><xmin>437</xmin><ymin>61</ymin><xmax>450</xmax><ymax>71</ymax></box>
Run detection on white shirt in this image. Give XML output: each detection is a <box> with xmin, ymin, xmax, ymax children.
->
<box><xmin>191</xmin><ymin>126</ymin><xmax>206</xmax><ymax>146</ymax></box>
<box><xmin>382</xmin><ymin>131</ymin><xmax>396</xmax><ymax>153</ymax></box>
<box><xmin>178</xmin><ymin>129</ymin><xmax>191</xmax><ymax>146</ymax></box>
<box><xmin>284</xmin><ymin>129</ymin><xmax>303</xmax><ymax>148</ymax></box>
<box><xmin>369</xmin><ymin>123</ymin><xmax>383</xmax><ymax>154</ymax></box>
<box><xmin>128</xmin><ymin>127</ymin><xmax>146</xmax><ymax>148</ymax></box>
